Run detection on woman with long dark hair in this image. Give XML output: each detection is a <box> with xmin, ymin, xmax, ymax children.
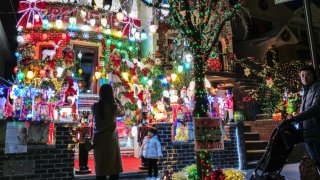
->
<box><xmin>92</xmin><ymin>84</ymin><xmax>125</xmax><ymax>180</ymax></box>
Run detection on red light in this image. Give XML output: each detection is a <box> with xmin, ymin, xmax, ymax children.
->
<box><xmin>26</xmin><ymin>34</ymin><xmax>32</xmax><ymax>40</ymax></box>
<box><xmin>14</xmin><ymin>66</ymin><xmax>19</xmax><ymax>74</ymax></box>
<box><xmin>62</xmin><ymin>33</ymin><xmax>67</xmax><ymax>39</ymax></box>
<box><xmin>42</xmin><ymin>33</ymin><xmax>48</xmax><ymax>40</ymax></box>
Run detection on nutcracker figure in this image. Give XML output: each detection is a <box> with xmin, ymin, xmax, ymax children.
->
<box><xmin>75</xmin><ymin>114</ymin><xmax>92</xmax><ymax>174</ymax></box>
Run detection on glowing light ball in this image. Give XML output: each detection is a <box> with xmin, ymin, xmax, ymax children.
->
<box><xmin>26</xmin><ymin>71</ymin><xmax>34</xmax><ymax>79</ymax></box>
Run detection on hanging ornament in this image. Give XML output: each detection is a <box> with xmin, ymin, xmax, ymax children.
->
<box><xmin>80</xmin><ymin>10</ymin><xmax>87</xmax><ymax>19</ymax></box>
<box><xmin>178</xmin><ymin>65</ymin><xmax>183</xmax><ymax>73</ymax></box>
<box><xmin>141</xmin><ymin>30</ymin><xmax>147</xmax><ymax>41</ymax></box>
<box><xmin>34</xmin><ymin>13</ymin><xmax>40</xmax><ymax>22</ymax></box>
<box><xmin>17</xmin><ymin>35</ymin><xmax>25</xmax><ymax>44</ymax></box>
<box><xmin>42</xmin><ymin>16</ymin><xmax>49</xmax><ymax>28</ymax></box>
<box><xmin>244</xmin><ymin>67</ymin><xmax>251</xmax><ymax>76</ymax></box>
<box><xmin>149</xmin><ymin>22</ymin><xmax>158</xmax><ymax>34</ymax></box>
<box><xmin>69</xmin><ymin>13</ymin><xmax>77</xmax><ymax>26</ymax></box>
<box><xmin>17</xmin><ymin>71</ymin><xmax>25</xmax><ymax>81</ymax></box>
<box><xmin>78</xmin><ymin>69</ymin><xmax>83</xmax><ymax>75</ymax></box>
<box><xmin>116</xmin><ymin>9</ymin><xmax>124</xmax><ymax>23</ymax></box>
<box><xmin>101</xmin><ymin>17</ymin><xmax>107</xmax><ymax>27</ymax></box>
<box><xmin>105</xmin><ymin>25</ymin><xmax>111</xmax><ymax>34</ymax></box>
<box><xmin>26</xmin><ymin>71</ymin><xmax>34</xmax><ymax>80</ymax></box>
<box><xmin>160</xmin><ymin>0</ymin><xmax>170</xmax><ymax>17</ymax></box>
<box><xmin>55</xmin><ymin>16</ymin><xmax>63</xmax><ymax>29</ymax></box>
<box><xmin>131</xmin><ymin>27</ymin><xmax>137</xmax><ymax>35</ymax></box>
<box><xmin>134</xmin><ymin>32</ymin><xmax>141</xmax><ymax>40</ymax></box>
<box><xmin>171</xmin><ymin>73</ymin><xmax>177</xmax><ymax>81</ymax></box>
<box><xmin>185</xmin><ymin>53</ymin><xmax>193</xmax><ymax>63</ymax></box>
<box><xmin>90</xmin><ymin>18</ymin><xmax>96</xmax><ymax>27</ymax></box>
<box><xmin>26</xmin><ymin>22</ymin><xmax>32</xmax><ymax>29</ymax></box>
<box><xmin>14</xmin><ymin>67</ymin><xmax>19</xmax><ymax>74</ymax></box>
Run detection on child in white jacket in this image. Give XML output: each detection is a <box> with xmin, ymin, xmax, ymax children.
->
<box><xmin>140</xmin><ymin>127</ymin><xmax>163</xmax><ymax>180</ymax></box>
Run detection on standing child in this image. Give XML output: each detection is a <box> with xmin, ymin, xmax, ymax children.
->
<box><xmin>140</xmin><ymin>127</ymin><xmax>163</xmax><ymax>180</ymax></box>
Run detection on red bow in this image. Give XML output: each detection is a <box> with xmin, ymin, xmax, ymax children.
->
<box><xmin>125</xmin><ymin>91</ymin><xmax>135</xmax><ymax>103</ymax></box>
<box><xmin>122</xmin><ymin>15</ymin><xmax>141</xmax><ymax>37</ymax></box>
<box><xmin>130</xmin><ymin>68</ymin><xmax>136</xmax><ymax>76</ymax></box>
<box><xmin>137</xmin><ymin>90</ymin><xmax>145</xmax><ymax>101</ymax></box>
<box><xmin>17</xmin><ymin>1</ymin><xmax>47</xmax><ymax>28</ymax></box>
<box><xmin>142</xmin><ymin>69</ymin><xmax>148</xmax><ymax>76</ymax></box>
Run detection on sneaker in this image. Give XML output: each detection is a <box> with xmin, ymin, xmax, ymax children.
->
<box><xmin>146</xmin><ymin>177</ymin><xmax>152</xmax><ymax>180</ymax></box>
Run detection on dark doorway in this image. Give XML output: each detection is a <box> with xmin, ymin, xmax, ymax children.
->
<box><xmin>73</xmin><ymin>45</ymin><xmax>99</xmax><ymax>94</ymax></box>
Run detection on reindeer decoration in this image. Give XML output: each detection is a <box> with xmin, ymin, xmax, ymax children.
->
<box><xmin>42</xmin><ymin>40</ymin><xmax>62</xmax><ymax>60</ymax></box>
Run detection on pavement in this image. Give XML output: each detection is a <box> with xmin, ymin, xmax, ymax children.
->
<box><xmin>75</xmin><ymin>163</ymin><xmax>301</xmax><ymax>180</ymax></box>
<box><xmin>244</xmin><ymin>163</ymin><xmax>300</xmax><ymax>180</ymax></box>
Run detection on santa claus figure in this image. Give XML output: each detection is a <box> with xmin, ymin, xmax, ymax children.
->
<box><xmin>64</xmin><ymin>77</ymin><xmax>78</xmax><ymax>114</ymax></box>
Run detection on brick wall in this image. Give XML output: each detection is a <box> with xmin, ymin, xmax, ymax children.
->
<box><xmin>154</xmin><ymin>122</ymin><xmax>240</xmax><ymax>173</ymax></box>
<box><xmin>244</xmin><ymin>120</ymin><xmax>282</xmax><ymax>141</ymax></box>
<box><xmin>0</xmin><ymin>123</ymin><xmax>76</xmax><ymax>180</ymax></box>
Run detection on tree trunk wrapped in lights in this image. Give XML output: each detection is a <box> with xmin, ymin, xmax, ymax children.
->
<box><xmin>141</xmin><ymin>0</ymin><xmax>248</xmax><ymax>178</ymax></box>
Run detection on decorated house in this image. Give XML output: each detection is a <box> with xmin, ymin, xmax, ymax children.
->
<box><xmin>0</xmin><ymin>0</ymin><xmax>255</xmax><ymax>179</ymax></box>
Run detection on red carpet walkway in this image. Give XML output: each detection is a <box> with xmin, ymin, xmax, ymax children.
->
<box><xmin>74</xmin><ymin>156</ymin><xmax>141</xmax><ymax>174</ymax></box>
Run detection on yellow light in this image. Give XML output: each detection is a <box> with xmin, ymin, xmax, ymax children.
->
<box><xmin>116</xmin><ymin>10</ymin><xmax>124</xmax><ymax>23</ymax></box>
<box><xmin>95</xmin><ymin>71</ymin><xmax>101</xmax><ymax>79</ymax></box>
<box><xmin>171</xmin><ymin>73</ymin><xmax>177</xmax><ymax>81</ymax></box>
<box><xmin>34</xmin><ymin>14</ymin><xmax>40</xmax><ymax>22</ymax></box>
<box><xmin>27</xmin><ymin>71</ymin><xmax>34</xmax><ymax>79</ymax></box>
<box><xmin>122</xmin><ymin>72</ymin><xmax>129</xmax><ymax>81</ymax></box>
<box><xmin>117</xmin><ymin>31</ymin><xmax>123</xmax><ymax>37</ymax></box>
<box><xmin>26</xmin><ymin>22</ymin><xmax>32</xmax><ymax>29</ymax></box>
<box><xmin>78</xmin><ymin>69</ymin><xmax>83</xmax><ymax>75</ymax></box>
<box><xmin>55</xmin><ymin>19</ymin><xmax>63</xmax><ymax>29</ymax></box>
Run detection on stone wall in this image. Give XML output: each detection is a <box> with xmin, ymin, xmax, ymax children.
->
<box><xmin>0</xmin><ymin>122</ymin><xmax>76</xmax><ymax>180</ymax></box>
<box><xmin>154</xmin><ymin>122</ymin><xmax>240</xmax><ymax>173</ymax></box>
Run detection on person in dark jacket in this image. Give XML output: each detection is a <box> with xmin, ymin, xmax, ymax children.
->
<box><xmin>287</xmin><ymin>65</ymin><xmax>320</xmax><ymax>172</ymax></box>
<box><xmin>92</xmin><ymin>84</ymin><xmax>125</xmax><ymax>180</ymax></box>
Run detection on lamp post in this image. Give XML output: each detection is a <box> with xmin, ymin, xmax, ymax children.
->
<box><xmin>303</xmin><ymin>0</ymin><xmax>319</xmax><ymax>78</ymax></box>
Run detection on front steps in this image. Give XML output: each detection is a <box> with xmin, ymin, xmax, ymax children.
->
<box><xmin>244</xmin><ymin>125</ymin><xmax>268</xmax><ymax>169</ymax></box>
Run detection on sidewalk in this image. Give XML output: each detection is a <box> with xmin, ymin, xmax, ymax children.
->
<box><xmin>244</xmin><ymin>163</ymin><xmax>300</xmax><ymax>180</ymax></box>
<box><xmin>75</xmin><ymin>163</ymin><xmax>301</xmax><ymax>180</ymax></box>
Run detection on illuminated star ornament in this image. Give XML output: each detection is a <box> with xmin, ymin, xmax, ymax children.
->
<box><xmin>244</xmin><ymin>67</ymin><xmax>251</xmax><ymax>76</ymax></box>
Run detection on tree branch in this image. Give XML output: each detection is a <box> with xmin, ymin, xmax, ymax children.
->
<box><xmin>205</xmin><ymin>8</ymin><xmax>236</xmax><ymax>56</ymax></box>
<box><xmin>202</xmin><ymin>0</ymin><xmax>218</xmax><ymax>30</ymax></box>
<box><xmin>183</xmin><ymin>0</ymin><xmax>196</xmax><ymax>35</ymax></box>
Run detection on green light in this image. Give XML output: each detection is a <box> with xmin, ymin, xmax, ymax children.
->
<box><xmin>106</xmin><ymin>39</ymin><xmax>111</xmax><ymax>45</ymax></box>
<box><xmin>117</xmin><ymin>41</ymin><xmax>122</xmax><ymax>48</ymax></box>
<box><xmin>128</xmin><ymin>46</ymin><xmax>133</xmax><ymax>51</ymax></box>
<box><xmin>17</xmin><ymin>71</ymin><xmax>25</xmax><ymax>81</ymax></box>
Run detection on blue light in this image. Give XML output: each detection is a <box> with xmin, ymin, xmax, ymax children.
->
<box><xmin>43</xmin><ymin>18</ymin><xmax>49</xmax><ymax>29</ymax></box>
<box><xmin>0</xmin><ymin>88</ymin><xmax>4</xmax><ymax>95</ymax></box>
<box><xmin>185</xmin><ymin>63</ymin><xmax>190</xmax><ymax>69</ymax></box>
<box><xmin>129</xmin><ymin>36</ymin><xmax>135</xmax><ymax>42</ymax></box>
<box><xmin>15</xmin><ymin>52</ymin><xmax>20</xmax><ymax>57</ymax></box>
<box><xmin>235</xmin><ymin>127</ymin><xmax>242</xmax><ymax>170</ymax></box>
